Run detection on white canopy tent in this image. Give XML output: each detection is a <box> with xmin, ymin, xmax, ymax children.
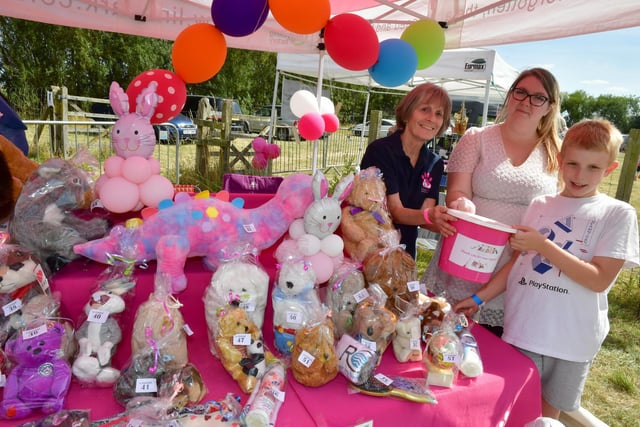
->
<box><xmin>276</xmin><ymin>48</ymin><xmax>519</xmax><ymax>124</ymax></box>
<box><xmin>2</xmin><ymin>1</ymin><xmax>639</xmax><ymax>52</ymax></box>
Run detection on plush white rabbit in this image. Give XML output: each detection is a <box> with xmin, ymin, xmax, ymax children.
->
<box><xmin>275</xmin><ymin>170</ymin><xmax>354</xmax><ymax>283</ymax></box>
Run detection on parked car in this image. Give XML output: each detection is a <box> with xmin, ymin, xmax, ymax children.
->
<box><xmin>182</xmin><ymin>95</ymin><xmax>248</xmax><ymax>133</ymax></box>
<box><xmin>351</xmin><ymin>119</ymin><xmax>396</xmax><ymax>137</ymax></box>
<box><xmin>620</xmin><ymin>134</ymin><xmax>629</xmax><ymax>152</ymax></box>
<box><xmin>154</xmin><ymin>113</ymin><xmax>197</xmax><ymax>144</ymax></box>
<box><xmin>244</xmin><ymin>105</ymin><xmax>297</xmax><ymax>140</ymax></box>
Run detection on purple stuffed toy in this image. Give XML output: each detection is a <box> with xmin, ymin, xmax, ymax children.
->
<box><xmin>0</xmin><ymin>321</ymin><xmax>72</xmax><ymax>420</ymax></box>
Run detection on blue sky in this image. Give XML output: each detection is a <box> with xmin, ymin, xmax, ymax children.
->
<box><xmin>489</xmin><ymin>26</ymin><xmax>640</xmax><ymax>98</ymax></box>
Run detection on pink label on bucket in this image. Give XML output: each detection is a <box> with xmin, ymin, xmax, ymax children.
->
<box><xmin>449</xmin><ymin>234</ymin><xmax>506</xmax><ymax>273</ymax></box>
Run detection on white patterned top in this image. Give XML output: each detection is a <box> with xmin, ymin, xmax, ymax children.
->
<box><xmin>422</xmin><ymin>124</ymin><xmax>558</xmax><ymax>327</ymax></box>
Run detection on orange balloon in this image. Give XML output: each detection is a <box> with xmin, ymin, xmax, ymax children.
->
<box><xmin>172</xmin><ymin>23</ymin><xmax>227</xmax><ymax>84</ymax></box>
<box><xmin>268</xmin><ymin>0</ymin><xmax>330</xmax><ymax>34</ymax></box>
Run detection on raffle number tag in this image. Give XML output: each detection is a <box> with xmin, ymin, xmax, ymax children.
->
<box><xmin>183</xmin><ymin>324</ymin><xmax>194</xmax><ymax>336</ymax></box>
<box><xmin>3</xmin><ymin>298</ymin><xmax>22</xmax><ymax>316</ymax></box>
<box><xmin>444</xmin><ymin>354</ymin><xmax>460</xmax><ymax>364</ymax></box>
<box><xmin>354</xmin><ymin>421</ymin><xmax>374</xmax><ymax>427</ymax></box>
<box><xmin>297</xmin><ymin>350</ymin><xmax>315</xmax><ymax>368</ymax></box>
<box><xmin>0</xmin><ymin>374</ymin><xmax>6</xmax><ymax>387</ymax></box>
<box><xmin>233</xmin><ymin>333</ymin><xmax>251</xmax><ymax>346</ymax></box>
<box><xmin>286</xmin><ymin>310</ymin><xmax>303</xmax><ymax>324</ymax></box>
<box><xmin>361</xmin><ymin>338</ymin><xmax>377</xmax><ymax>352</ymax></box>
<box><xmin>374</xmin><ymin>373</ymin><xmax>393</xmax><ymax>386</ymax></box>
<box><xmin>22</xmin><ymin>324</ymin><xmax>48</xmax><ymax>340</ymax></box>
<box><xmin>407</xmin><ymin>280</ymin><xmax>420</xmax><ymax>292</ymax></box>
<box><xmin>88</xmin><ymin>309</ymin><xmax>109</xmax><ymax>324</ymax></box>
<box><xmin>135</xmin><ymin>378</ymin><xmax>158</xmax><ymax>393</ymax></box>
<box><xmin>410</xmin><ymin>338</ymin><xmax>421</xmax><ymax>350</ymax></box>
<box><xmin>353</xmin><ymin>289</ymin><xmax>369</xmax><ymax>303</ymax></box>
<box><xmin>126</xmin><ymin>420</ymin><xmax>143</xmax><ymax>427</ymax></box>
<box><xmin>34</xmin><ymin>264</ymin><xmax>50</xmax><ymax>292</ymax></box>
<box><xmin>239</xmin><ymin>301</ymin><xmax>255</xmax><ymax>312</ymax></box>
<box><xmin>242</xmin><ymin>223</ymin><xmax>257</xmax><ymax>233</ymax></box>
<box><xmin>273</xmin><ymin>388</ymin><xmax>285</xmax><ymax>402</ymax></box>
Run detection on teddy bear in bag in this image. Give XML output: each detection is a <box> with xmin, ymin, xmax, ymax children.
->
<box><xmin>0</xmin><ymin>321</ymin><xmax>73</xmax><ymax>420</ymax></box>
<box><xmin>340</xmin><ymin>166</ymin><xmax>396</xmax><ymax>263</ymax></box>
<box><xmin>325</xmin><ymin>259</ymin><xmax>367</xmax><ymax>339</ymax></box>
<box><xmin>291</xmin><ymin>317</ymin><xmax>338</xmax><ymax>387</ymax></box>
<box><xmin>272</xmin><ymin>258</ymin><xmax>324</xmax><ymax>357</ymax></box>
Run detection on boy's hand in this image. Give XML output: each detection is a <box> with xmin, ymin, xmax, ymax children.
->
<box><xmin>510</xmin><ymin>225</ymin><xmax>546</xmax><ymax>252</ymax></box>
<box><xmin>453</xmin><ymin>298</ymin><xmax>480</xmax><ymax>317</ymax></box>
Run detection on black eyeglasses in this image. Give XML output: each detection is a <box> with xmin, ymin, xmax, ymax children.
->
<box><xmin>511</xmin><ymin>87</ymin><xmax>549</xmax><ymax>107</ymax></box>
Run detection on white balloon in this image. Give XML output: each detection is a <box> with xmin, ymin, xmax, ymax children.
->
<box><xmin>319</xmin><ymin>96</ymin><xmax>335</xmax><ymax>115</ymax></box>
<box><xmin>290</xmin><ymin>90</ymin><xmax>319</xmax><ymax>118</ymax></box>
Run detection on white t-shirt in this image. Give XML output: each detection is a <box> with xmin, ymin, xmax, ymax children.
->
<box><xmin>502</xmin><ymin>193</ymin><xmax>639</xmax><ymax>362</ymax></box>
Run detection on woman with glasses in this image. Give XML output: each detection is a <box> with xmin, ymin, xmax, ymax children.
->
<box><xmin>422</xmin><ymin>68</ymin><xmax>561</xmax><ymax>337</ymax></box>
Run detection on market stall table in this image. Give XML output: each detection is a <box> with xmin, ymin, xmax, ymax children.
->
<box><xmin>0</xmin><ymin>192</ymin><xmax>541</xmax><ymax>426</ymax></box>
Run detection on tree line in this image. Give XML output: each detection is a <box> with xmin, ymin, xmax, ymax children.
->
<box><xmin>1</xmin><ymin>17</ymin><xmax>639</xmax><ymax>132</ymax></box>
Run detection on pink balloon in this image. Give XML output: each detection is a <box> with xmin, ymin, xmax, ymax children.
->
<box><xmin>252</xmin><ymin>152</ymin><xmax>268</xmax><ymax>170</ymax></box>
<box><xmin>139</xmin><ymin>175</ymin><xmax>175</xmax><ymax>208</ymax></box>
<box><xmin>94</xmin><ymin>174</ymin><xmax>108</xmax><ymax>197</ymax></box>
<box><xmin>265</xmin><ymin>143</ymin><xmax>280</xmax><ymax>159</ymax></box>
<box><xmin>306</xmin><ymin>252</ymin><xmax>334</xmax><ymax>284</ymax></box>
<box><xmin>297</xmin><ymin>112</ymin><xmax>325</xmax><ymax>140</ymax></box>
<box><xmin>100</xmin><ymin>177</ymin><xmax>140</xmax><ymax>213</ymax></box>
<box><xmin>322</xmin><ymin>113</ymin><xmax>340</xmax><ymax>133</ymax></box>
<box><xmin>252</xmin><ymin>137</ymin><xmax>267</xmax><ymax>152</ymax></box>
<box><xmin>122</xmin><ymin>156</ymin><xmax>153</xmax><ymax>184</ymax></box>
<box><xmin>104</xmin><ymin>156</ymin><xmax>124</xmax><ymax>178</ymax></box>
<box><xmin>148</xmin><ymin>157</ymin><xmax>161</xmax><ymax>174</ymax></box>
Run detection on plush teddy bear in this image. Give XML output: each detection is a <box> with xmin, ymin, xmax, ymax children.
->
<box><xmin>291</xmin><ymin>318</ymin><xmax>338</xmax><ymax>387</ymax></box>
<box><xmin>339</xmin><ymin>167</ymin><xmax>396</xmax><ymax>263</ymax></box>
<box><xmin>0</xmin><ymin>135</ymin><xmax>38</xmax><ymax>221</ymax></box>
<box><xmin>204</xmin><ymin>257</ymin><xmax>269</xmax><ymax>331</ymax></box>
<box><xmin>131</xmin><ymin>273</ymin><xmax>188</xmax><ymax>371</ymax></box>
<box><xmin>418</xmin><ymin>295</ymin><xmax>452</xmax><ymax>342</ymax></box>
<box><xmin>0</xmin><ymin>321</ymin><xmax>72</xmax><ymax>420</ymax></box>
<box><xmin>10</xmin><ymin>158</ymin><xmax>110</xmax><ymax>272</ymax></box>
<box><xmin>72</xmin><ymin>289</ymin><xmax>126</xmax><ymax>387</ymax></box>
<box><xmin>353</xmin><ymin>285</ymin><xmax>397</xmax><ymax>365</ymax></box>
<box><xmin>215</xmin><ymin>307</ymin><xmax>272</xmax><ymax>394</ymax></box>
<box><xmin>325</xmin><ymin>260</ymin><xmax>367</xmax><ymax>339</ymax></box>
<box><xmin>272</xmin><ymin>258</ymin><xmax>323</xmax><ymax>357</ymax></box>
<box><xmin>113</xmin><ymin>345</ymin><xmax>169</xmax><ymax>406</ymax></box>
<box><xmin>0</xmin><ymin>242</ymin><xmax>51</xmax><ymax>347</ymax></box>
<box><xmin>362</xmin><ymin>231</ymin><xmax>418</xmax><ymax>315</ymax></box>
<box><xmin>392</xmin><ymin>315</ymin><xmax>423</xmax><ymax>363</ymax></box>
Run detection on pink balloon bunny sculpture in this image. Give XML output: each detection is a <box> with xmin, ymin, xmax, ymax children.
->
<box><xmin>95</xmin><ymin>81</ymin><xmax>174</xmax><ymax>213</ymax></box>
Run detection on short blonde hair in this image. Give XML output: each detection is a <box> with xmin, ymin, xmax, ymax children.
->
<box><xmin>395</xmin><ymin>83</ymin><xmax>452</xmax><ymax>137</ymax></box>
<box><xmin>562</xmin><ymin>118</ymin><xmax>622</xmax><ymax>165</ymax></box>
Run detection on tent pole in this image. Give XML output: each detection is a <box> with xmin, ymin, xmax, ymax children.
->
<box><xmin>481</xmin><ymin>78</ymin><xmax>491</xmax><ymax>126</ymax></box>
<box><xmin>269</xmin><ymin>70</ymin><xmax>281</xmax><ymax>144</ymax></box>
<box><xmin>312</xmin><ymin>50</ymin><xmax>326</xmax><ymax>174</ymax></box>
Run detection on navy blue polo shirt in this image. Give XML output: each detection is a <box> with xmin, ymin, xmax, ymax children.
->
<box><xmin>360</xmin><ymin>131</ymin><xmax>444</xmax><ymax>258</ymax></box>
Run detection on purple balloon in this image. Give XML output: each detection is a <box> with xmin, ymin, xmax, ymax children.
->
<box><xmin>211</xmin><ymin>0</ymin><xmax>270</xmax><ymax>37</ymax></box>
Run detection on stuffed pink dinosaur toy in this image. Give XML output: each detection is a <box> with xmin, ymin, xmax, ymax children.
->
<box><xmin>73</xmin><ymin>173</ymin><xmax>314</xmax><ymax>293</ymax></box>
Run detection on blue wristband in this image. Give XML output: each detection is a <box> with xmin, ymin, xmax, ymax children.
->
<box><xmin>471</xmin><ymin>293</ymin><xmax>484</xmax><ymax>307</ymax></box>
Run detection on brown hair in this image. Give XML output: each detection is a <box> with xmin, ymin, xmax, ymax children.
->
<box><xmin>562</xmin><ymin>118</ymin><xmax>622</xmax><ymax>165</ymax></box>
<box><xmin>395</xmin><ymin>83</ymin><xmax>452</xmax><ymax>137</ymax></box>
<box><xmin>497</xmin><ymin>68</ymin><xmax>562</xmax><ymax>173</ymax></box>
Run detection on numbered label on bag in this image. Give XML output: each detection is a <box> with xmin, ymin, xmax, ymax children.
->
<box><xmin>297</xmin><ymin>350</ymin><xmax>315</xmax><ymax>368</ymax></box>
<box><xmin>286</xmin><ymin>310</ymin><xmax>303</xmax><ymax>324</ymax></box>
<box><xmin>233</xmin><ymin>333</ymin><xmax>251</xmax><ymax>346</ymax></box>
<box><xmin>2</xmin><ymin>298</ymin><xmax>22</xmax><ymax>316</ymax></box>
<box><xmin>354</xmin><ymin>288</ymin><xmax>369</xmax><ymax>303</ymax></box>
<box><xmin>88</xmin><ymin>309</ymin><xmax>109</xmax><ymax>324</ymax></box>
<box><xmin>407</xmin><ymin>280</ymin><xmax>420</xmax><ymax>292</ymax></box>
<box><xmin>22</xmin><ymin>324</ymin><xmax>47</xmax><ymax>340</ymax></box>
<box><xmin>135</xmin><ymin>378</ymin><xmax>158</xmax><ymax>393</ymax></box>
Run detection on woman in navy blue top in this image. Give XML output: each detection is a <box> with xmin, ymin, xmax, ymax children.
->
<box><xmin>360</xmin><ymin>83</ymin><xmax>456</xmax><ymax>258</ymax></box>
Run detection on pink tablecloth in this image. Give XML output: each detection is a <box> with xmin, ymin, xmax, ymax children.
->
<box><xmin>0</xmin><ymin>192</ymin><xmax>541</xmax><ymax>426</ymax></box>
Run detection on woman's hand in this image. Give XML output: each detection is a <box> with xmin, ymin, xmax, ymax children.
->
<box><xmin>449</xmin><ymin>196</ymin><xmax>476</xmax><ymax>213</ymax></box>
<box><xmin>425</xmin><ymin>205</ymin><xmax>457</xmax><ymax>237</ymax></box>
